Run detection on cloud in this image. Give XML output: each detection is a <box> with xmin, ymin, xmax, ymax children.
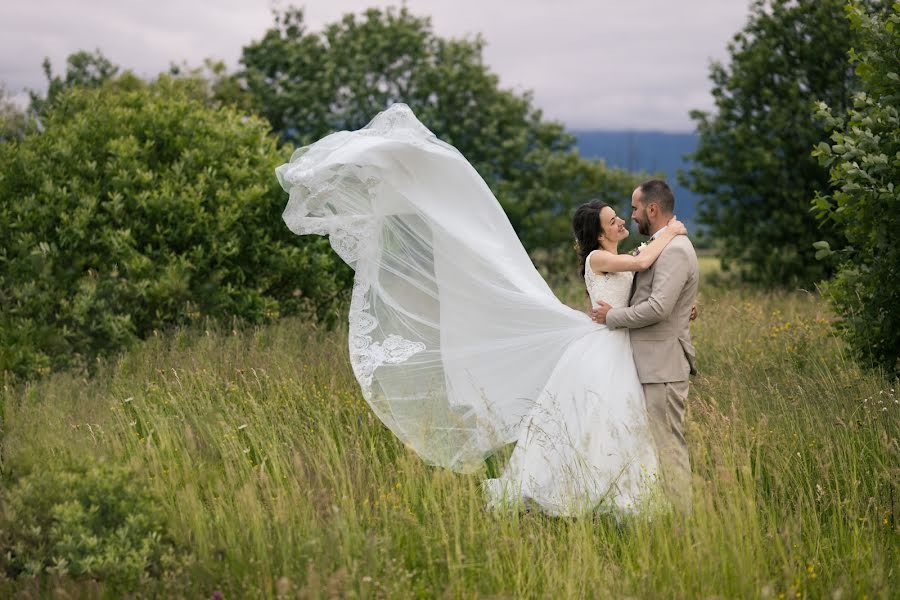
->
<box><xmin>0</xmin><ymin>0</ymin><xmax>750</xmax><ymax>131</ymax></box>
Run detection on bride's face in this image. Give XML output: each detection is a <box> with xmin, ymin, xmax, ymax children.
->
<box><xmin>598</xmin><ymin>206</ymin><xmax>629</xmax><ymax>243</ymax></box>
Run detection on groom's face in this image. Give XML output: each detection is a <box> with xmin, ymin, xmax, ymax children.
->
<box><xmin>630</xmin><ymin>189</ymin><xmax>651</xmax><ymax>236</ymax></box>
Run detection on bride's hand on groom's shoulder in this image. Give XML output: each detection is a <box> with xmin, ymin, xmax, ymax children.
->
<box><xmin>668</xmin><ymin>216</ymin><xmax>688</xmax><ymax>236</ymax></box>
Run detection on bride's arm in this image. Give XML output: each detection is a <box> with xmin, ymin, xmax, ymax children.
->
<box><xmin>590</xmin><ymin>218</ymin><xmax>687</xmax><ymax>274</ymax></box>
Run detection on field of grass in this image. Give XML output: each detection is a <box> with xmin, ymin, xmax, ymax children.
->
<box><xmin>1</xmin><ymin>264</ymin><xmax>897</xmax><ymax>598</ymax></box>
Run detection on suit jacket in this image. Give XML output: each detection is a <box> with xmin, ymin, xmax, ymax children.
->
<box><xmin>606</xmin><ymin>235</ymin><xmax>699</xmax><ymax>384</ymax></box>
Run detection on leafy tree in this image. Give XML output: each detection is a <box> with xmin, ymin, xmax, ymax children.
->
<box><xmin>29</xmin><ymin>49</ymin><xmax>258</xmax><ymax>121</ymax></box>
<box><xmin>0</xmin><ymin>76</ymin><xmax>349</xmax><ymax>380</ymax></box>
<box><xmin>0</xmin><ymin>84</ymin><xmax>27</xmax><ymax>141</ymax></box>
<box><xmin>167</xmin><ymin>57</ymin><xmax>261</xmax><ymax>115</ymax></box>
<box><xmin>811</xmin><ymin>2</ymin><xmax>900</xmax><ymax>375</ymax></box>
<box><xmin>233</xmin><ymin>7</ymin><xmax>640</xmax><ymax>254</ymax></box>
<box><xmin>681</xmin><ymin>0</ymin><xmax>888</xmax><ymax>286</ymax></box>
<box><xmin>28</xmin><ymin>49</ymin><xmax>120</xmax><ymax>114</ymax></box>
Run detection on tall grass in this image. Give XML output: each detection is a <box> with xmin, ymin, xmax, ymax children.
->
<box><xmin>1</xmin><ymin>265</ymin><xmax>897</xmax><ymax>598</ymax></box>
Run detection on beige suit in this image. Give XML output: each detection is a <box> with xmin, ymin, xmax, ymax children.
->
<box><xmin>606</xmin><ymin>235</ymin><xmax>699</xmax><ymax>512</ymax></box>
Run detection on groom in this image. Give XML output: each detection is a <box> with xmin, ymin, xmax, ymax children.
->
<box><xmin>592</xmin><ymin>179</ymin><xmax>699</xmax><ymax>514</ymax></box>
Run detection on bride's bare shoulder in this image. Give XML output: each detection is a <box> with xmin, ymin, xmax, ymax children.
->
<box><xmin>587</xmin><ymin>249</ymin><xmax>612</xmax><ymax>276</ymax></box>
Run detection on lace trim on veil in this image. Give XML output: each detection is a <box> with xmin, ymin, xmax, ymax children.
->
<box><xmin>281</xmin><ymin>166</ymin><xmax>427</xmax><ymax>399</ymax></box>
<box><xmin>348</xmin><ymin>275</ymin><xmax>426</xmax><ymax>396</ymax></box>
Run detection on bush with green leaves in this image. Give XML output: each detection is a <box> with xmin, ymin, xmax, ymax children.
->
<box><xmin>0</xmin><ymin>461</ymin><xmax>182</xmax><ymax>590</ymax></box>
<box><xmin>0</xmin><ymin>76</ymin><xmax>350</xmax><ymax>380</ymax></box>
<box><xmin>811</xmin><ymin>2</ymin><xmax>900</xmax><ymax>376</ymax></box>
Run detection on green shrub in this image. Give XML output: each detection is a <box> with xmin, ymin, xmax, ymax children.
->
<box><xmin>811</xmin><ymin>2</ymin><xmax>900</xmax><ymax>376</ymax></box>
<box><xmin>0</xmin><ymin>76</ymin><xmax>351</xmax><ymax>380</ymax></box>
<box><xmin>0</xmin><ymin>462</ymin><xmax>182</xmax><ymax>590</ymax></box>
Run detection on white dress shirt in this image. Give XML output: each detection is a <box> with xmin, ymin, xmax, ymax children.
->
<box><xmin>649</xmin><ymin>225</ymin><xmax>668</xmax><ymax>241</ymax></box>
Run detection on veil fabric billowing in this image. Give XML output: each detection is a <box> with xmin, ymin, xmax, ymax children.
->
<box><xmin>276</xmin><ymin>103</ymin><xmax>599</xmax><ymax>473</ymax></box>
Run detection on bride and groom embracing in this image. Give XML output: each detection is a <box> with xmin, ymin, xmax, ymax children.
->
<box><xmin>275</xmin><ymin>103</ymin><xmax>698</xmax><ymax>518</ymax></box>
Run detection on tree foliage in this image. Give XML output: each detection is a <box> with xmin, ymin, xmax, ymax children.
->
<box><xmin>233</xmin><ymin>7</ymin><xmax>640</xmax><ymax>254</ymax></box>
<box><xmin>682</xmin><ymin>0</ymin><xmax>888</xmax><ymax>286</ymax></box>
<box><xmin>0</xmin><ymin>8</ymin><xmax>648</xmax><ymax>380</ymax></box>
<box><xmin>28</xmin><ymin>49</ymin><xmax>120</xmax><ymax>115</ymax></box>
<box><xmin>0</xmin><ymin>76</ymin><xmax>349</xmax><ymax>380</ymax></box>
<box><xmin>0</xmin><ymin>84</ymin><xmax>28</xmax><ymax>142</ymax></box>
<box><xmin>811</xmin><ymin>2</ymin><xmax>900</xmax><ymax>375</ymax></box>
<box><xmin>167</xmin><ymin>57</ymin><xmax>262</xmax><ymax>116</ymax></box>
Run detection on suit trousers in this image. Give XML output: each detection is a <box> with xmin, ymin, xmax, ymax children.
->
<box><xmin>642</xmin><ymin>380</ymin><xmax>691</xmax><ymax>514</ymax></box>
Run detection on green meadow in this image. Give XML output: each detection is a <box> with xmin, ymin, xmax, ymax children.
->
<box><xmin>1</xmin><ymin>257</ymin><xmax>897</xmax><ymax>598</ymax></box>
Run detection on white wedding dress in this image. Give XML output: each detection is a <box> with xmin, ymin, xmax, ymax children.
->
<box><xmin>482</xmin><ymin>260</ymin><xmax>658</xmax><ymax>516</ymax></box>
<box><xmin>276</xmin><ymin>103</ymin><xmax>659</xmax><ymax>517</ymax></box>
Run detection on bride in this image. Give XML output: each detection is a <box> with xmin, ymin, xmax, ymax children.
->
<box><xmin>275</xmin><ymin>103</ymin><xmax>686</xmax><ymax>517</ymax></box>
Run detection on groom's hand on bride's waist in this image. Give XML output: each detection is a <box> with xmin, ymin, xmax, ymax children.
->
<box><xmin>591</xmin><ymin>301</ymin><xmax>612</xmax><ymax>325</ymax></box>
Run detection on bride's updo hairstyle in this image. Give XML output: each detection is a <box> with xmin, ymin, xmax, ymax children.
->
<box><xmin>572</xmin><ymin>199</ymin><xmax>609</xmax><ymax>279</ymax></box>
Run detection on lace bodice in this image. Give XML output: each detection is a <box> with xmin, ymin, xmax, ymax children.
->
<box><xmin>584</xmin><ymin>251</ymin><xmax>635</xmax><ymax>309</ymax></box>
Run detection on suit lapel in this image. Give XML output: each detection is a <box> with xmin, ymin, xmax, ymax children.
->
<box><xmin>631</xmin><ymin>237</ymin><xmax>656</xmax><ymax>306</ymax></box>
<box><xmin>629</xmin><ymin>270</ymin><xmax>639</xmax><ymax>305</ymax></box>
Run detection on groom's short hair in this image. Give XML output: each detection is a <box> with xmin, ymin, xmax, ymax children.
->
<box><xmin>638</xmin><ymin>179</ymin><xmax>675</xmax><ymax>214</ymax></box>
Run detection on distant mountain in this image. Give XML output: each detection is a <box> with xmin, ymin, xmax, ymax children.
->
<box><xmin>572</xmin><ymin>130</ymin><xmax>699</xmax><ymax>227</ymax></box>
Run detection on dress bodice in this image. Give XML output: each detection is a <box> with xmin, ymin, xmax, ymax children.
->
<box><xmin>584</xmin><ymin>251</ymin><xmax>634</xmax><ymax>309</ymax></box>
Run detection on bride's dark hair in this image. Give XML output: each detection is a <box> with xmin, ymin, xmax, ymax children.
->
<box><xmin>572</xmin><ymin>199</ymin><xmax>609</xmax><ymax>281</ymax></box>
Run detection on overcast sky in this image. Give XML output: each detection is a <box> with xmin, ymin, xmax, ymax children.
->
<box><xmin>1</xmin><ymin>0</ymin><xmax>752</xmax><ymax>132</ymax></box>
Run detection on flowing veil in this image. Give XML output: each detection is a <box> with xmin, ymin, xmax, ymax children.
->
<box><xmin>276</xmin><ymin>104</ymin><xmax>601</xmax><ymax>473</ymax></box>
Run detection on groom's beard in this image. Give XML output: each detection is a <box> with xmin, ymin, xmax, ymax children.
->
<box><xmin>635</xmin><ymin>218</ymin><xmax>650</xmax><ymax>236</ymax></box>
